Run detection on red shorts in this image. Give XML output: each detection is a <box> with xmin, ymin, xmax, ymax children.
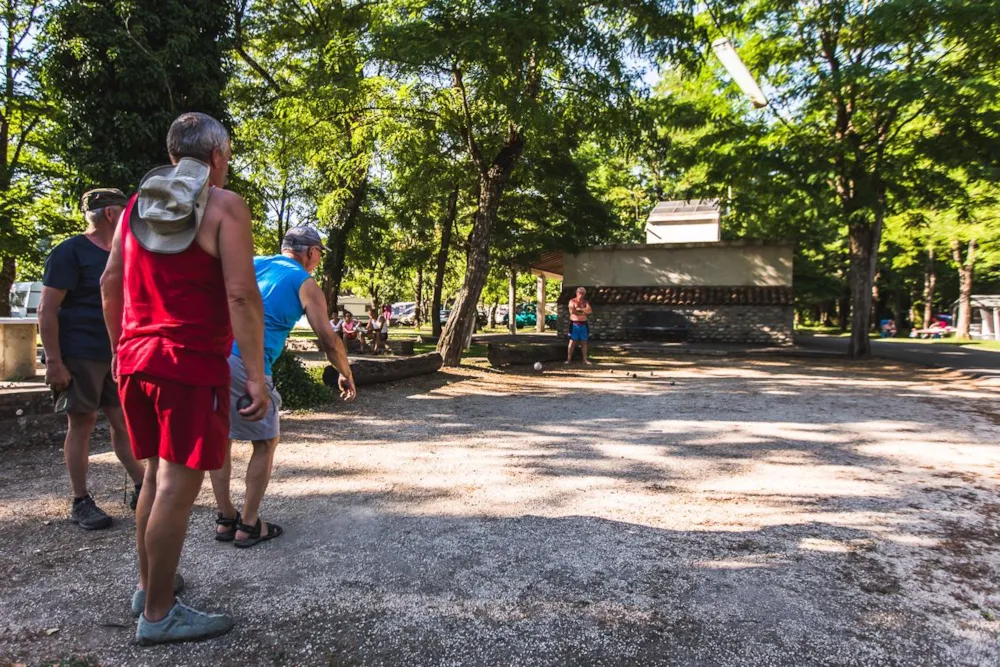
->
<box><xmin>119</xmin><ymin>373</ymin><xmax>229</xmax><ymax>471</ymax></box>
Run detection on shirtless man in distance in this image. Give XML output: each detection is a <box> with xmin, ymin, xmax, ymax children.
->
<box><xmin>566</xmin><ymin>287</ymin><xmax>593</xmax><ymax>364</ymax></box>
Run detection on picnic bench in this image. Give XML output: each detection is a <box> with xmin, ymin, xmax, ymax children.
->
<box><xmin>910</xmin><ymin>326</ymin><xmax>956</xmax><ymax>339</ymax></box>
<box><xmin>625</xmin><ymin>310</ymin><xmax>691</xmax><ymax>341</ymax></box>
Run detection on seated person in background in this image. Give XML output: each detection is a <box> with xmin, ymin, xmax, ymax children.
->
<box><xmin>881</xmin><ymin>319</ymin><xmax>897</xmax><ymax>338</ymax></box>
<box><xmin>379</xmin><ymin>305</ymin><xmax>390</xmax><ymax>350</ymax></box>
<box><xmin>329</xmin><ymin>312</ymin><xmax>343</xmax><ymax>337</ymax></box>
<box><xmin>342</xmin><ymin>311</ymin><xmax>360</xmax><ymax>351</ymax></box>
<box><xmin>364</xmin><ymin>306</ymin><xmax>387</xmax><ymax>354</ymax></box>
<box><xmin>928</xmin><ymin>318</ymin><xmax>947</xmax><ymax>338</ymax></box>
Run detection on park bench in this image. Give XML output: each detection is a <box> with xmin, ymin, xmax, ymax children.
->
<box><xmin>625</xmin><ymin>310</ymin><xmax>691</xmax><ymax>341</ymax></box>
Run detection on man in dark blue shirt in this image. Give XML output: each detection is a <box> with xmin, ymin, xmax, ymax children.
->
<box><xmin>39</xmin><ymin>189</ymin><xmax>145</xmax><ymax>530</ymax></box>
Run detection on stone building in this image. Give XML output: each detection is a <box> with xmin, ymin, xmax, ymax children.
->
<box><xmin>529</xmin><ymin>201</ymin><xmax>794</xmax><ymax>346</ymax></box>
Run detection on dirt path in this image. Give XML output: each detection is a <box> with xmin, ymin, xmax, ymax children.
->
<box><xmin>2</xmin><ymin>356</ymin><xmax>1000</xmax><ymax>666</ymax></box>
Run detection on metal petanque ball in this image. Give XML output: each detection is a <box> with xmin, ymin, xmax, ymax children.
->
<box><xmin>236</xmin><ymin>394</ymin><xmax>253</xmax><ymax>411</ymax></box>
<box><xmin>533</xmin><ymin>362</ymin><xmax>543</xmax><ymax>372</ymax></box>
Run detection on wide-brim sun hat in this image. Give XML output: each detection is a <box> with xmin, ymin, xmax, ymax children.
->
<box><xmin>131</xmin><ymin>157</ymin><xmax>212</xmax><ymax>254</ymax></box>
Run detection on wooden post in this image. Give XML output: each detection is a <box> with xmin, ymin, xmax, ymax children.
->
<box><xmin>536</xmin><ymin>274</ymin><xmax>546</xmax><ymax>332</ymax></box>
<box><xmin>993</xmin><ymin>307</ymin><xmax>999</xmax><ymax>341</ymax></box>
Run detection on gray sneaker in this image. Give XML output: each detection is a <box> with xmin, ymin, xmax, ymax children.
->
<box><xmin>70</xmin><ymin>496</ymin><xmax>112</xmax><ymax>530</ymax></box>
<box><xmin>135</xmin><ymin>598</ymin><xmax>233</xmax><ymax>646</ymax></box>
<box><xmin>130</xmin><ymin>573</ymin><xmax>186</xmax><ymax>617</ymax></box>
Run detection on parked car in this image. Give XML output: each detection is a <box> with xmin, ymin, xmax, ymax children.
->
<box><xmin>8</xmin><ymin>281</ymin><xmax>42</xmax><ymax>318</ymax></box>
<box><xmin>392</xmin><ymin>302</ymin><xmax>417</xmax><ymax>326</ymax></box>
<box><xmin>503</xmin><ymin>303</ymin><xmax>558</xmax><ymax>329</ymax></box>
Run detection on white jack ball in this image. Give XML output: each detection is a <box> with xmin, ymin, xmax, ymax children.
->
<box><xmin>533</xmin><ymin>362</ymin><xmax>543</xmax><ymax>371</ymax></box>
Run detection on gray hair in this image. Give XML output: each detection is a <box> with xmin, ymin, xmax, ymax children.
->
<box><xmin>84</xmin><ymin>208</ymin><xmax>104</xmax><ymax>227</ymax></box>
<box><xmin>166</xmin><ymin>112</ymin><xmax>230</xmax><ymax>162</ymax></box>
<box><xmin>282</xmin><ymin>243</ymin><xmax>314</xmax><ymax>255</ymax></box>
<box><xmin>85</xmin><ymin>207</ymin><xmax>117</xmax><ymax>227</ymax></box>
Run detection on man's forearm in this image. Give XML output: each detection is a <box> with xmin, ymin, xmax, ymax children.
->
<box><xmin>38</xmin><ymin>313</ymin><xmax>63</xmax><ymax>365</ymax></box>
<box><xmin>229</xmin><ymin>294</ymin><xmax>266</xmax><ymax>380</ymax></box>
<box><xmin>102</xmin><ymin>290</ymin><xmax>124</xmax><ymax>351</ymax></box>
<box><xmin>320</xmin><ymin>330</ymin><xmax>353</xmax><ymax>381</ymax></box>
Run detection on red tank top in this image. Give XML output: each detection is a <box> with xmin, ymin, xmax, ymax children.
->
<box><xmin>116</xmin><ymin>193</ymin><xmax>232</xmax><ymax>386</ymax></box>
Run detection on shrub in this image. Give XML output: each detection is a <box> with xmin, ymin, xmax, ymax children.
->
<box><xmin>271</xmin><ymin>347</ymin><xmax>332</xmax><ymax>410</ymax></box>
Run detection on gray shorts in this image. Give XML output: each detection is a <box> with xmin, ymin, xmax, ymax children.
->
<box><xmin>53</xmin><ymin>357</ymin><xmax>120</xmax><ymax>414</ymax></box>
<box><xmin>228</xmin><ymin>355</ymin><xmax>282</xmax><ymax>442</ymax></box>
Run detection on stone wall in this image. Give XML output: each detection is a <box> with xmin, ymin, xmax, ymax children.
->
<box><xmin>557</xmin><ymin>304</ymin><xmax>794</xmax><ymax>346</ymax></box>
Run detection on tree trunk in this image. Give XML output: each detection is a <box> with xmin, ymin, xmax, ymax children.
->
<box><xmin>922</xmin><ymin>247</ymin><xmax>936</xmax><ymax>329</ymax></box>
<box><xmin>892</xmin><ymin>288</ymin><xmax>904</xmax><ymax>329</ymax></box>
<box><xmin>431</xmin><ymin>183</ymin><xmax>460</xmax><ymax>337</ymax></box>
<box><xmin>487</xmin><ymin>300</ymin><xmax>498</xmax><ymax>329</ymax></box>
<box><xmin>507</xmin><ymin>266</ymin><xmax>517</xmax><ymax>335</ymax></box>
<box><xmin>0</xmin><ymin>255</ymin><xmax>14</xmax><ymax>317</ymax></box>
<box><xmin>837</xmin><ymin>293</ymin><xmax>850</xmax><ymax>331</ymax></box>
<box><xmin>952</xmin><ymin>239</ymin><xmax>976</xmax><ymax>339</ymax></box>
<box><xmin>847</xmin><ymin>221</ymin><xmax>881</xmax><ymax>359</ymax></box>
<box><xmin>322</xmin><ymin>175</ymin><xmax>368</xmax><ymax>314</ymax></box>
<box><xmin>414</xmin><ymin>266</ymin><xmax>424</xmax><ymax>328</ymax></box>
<box><xmin>870</xmin><ymin>273</ymin><xmax>880</xmax><ymax>333</ymax></box>
<box><xmin>438</xmin><ymin>132</ymin><xmax>525</xmax><ymax>366</ymax></box>
<box><xmin>819</xmin><ymin>301</ymin><xmax>831</xmax><ymax>327</ymax></box>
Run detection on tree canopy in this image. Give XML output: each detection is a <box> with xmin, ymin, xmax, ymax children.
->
<box><xmin>0</xmin><ymin>0</ymin><xmax>996</xmax><ymax>363</ymax></box>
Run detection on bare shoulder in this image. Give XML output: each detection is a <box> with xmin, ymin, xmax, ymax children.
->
<box><xmin>211</xmin><ymin>188</ymin><xmax>250</xmax><ymax>219</ymax></box>
<box><xmin>198</xmin><ymin>188</ymin><xmax>251</xmax><ymax>256</ymax></box>
<box><xmin>299</xmin><ymin>276</ymin><xmax>322</xmax><ymax>300</ymax></box>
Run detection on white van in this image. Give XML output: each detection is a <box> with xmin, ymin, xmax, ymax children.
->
<box><xmin>9</xmin><ymin>281</ymin><xmax>42</xmax><ymax>318</ymax></box>
<box><xmin>292</xmin><ymin>295</ymin><xmax>373</xmax><ymax>330</ymax></box>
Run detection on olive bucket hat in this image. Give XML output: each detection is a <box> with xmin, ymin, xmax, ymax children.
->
<box><xmin>131</xmin><ymin>157</ymin><xmax>212</xmax><ymax>254</ymax></box>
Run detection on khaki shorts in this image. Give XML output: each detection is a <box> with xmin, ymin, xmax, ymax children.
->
<box><xmin>53</xmin><ymin>357</ymin><xmax>120</xmax><ymax>414</ymax></box>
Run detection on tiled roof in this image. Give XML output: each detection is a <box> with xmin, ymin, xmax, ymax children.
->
<box><xmin>557</xmin><ymin>286</ymin><xmax>794</xmax><ymax>306</ymax></box>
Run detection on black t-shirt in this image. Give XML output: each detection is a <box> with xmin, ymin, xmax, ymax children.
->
<box><xmin>42</xmin><ymin>235</ymin><xmax>112</xmax><ymax>363</ymax></box>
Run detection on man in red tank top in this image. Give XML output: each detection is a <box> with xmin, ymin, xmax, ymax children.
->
<box><xmin>102</xmin><ymin>112</ymin><xmax>270</xmax><ymax>645</ymax></box>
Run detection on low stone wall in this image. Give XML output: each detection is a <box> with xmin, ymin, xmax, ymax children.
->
<box><xmin>557</xmin><ymin>304</ymin><xmax>794</xmax><ymax>345</ymax></box>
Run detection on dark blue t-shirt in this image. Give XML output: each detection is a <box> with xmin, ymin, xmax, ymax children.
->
<box><xmin>42</xmin><ymin>235</ymin><xmax>112</xmax><ymax>363</ymax></box>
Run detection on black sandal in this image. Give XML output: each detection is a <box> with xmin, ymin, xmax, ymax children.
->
<box><xmin>214</xmin><ymin>512</ymin><xmax>240</xmax><ymax>542</ymax></box>
<box><xmin>234</xmin><ymin>518</ymin><xmax>283</xmax><ymax>549</ymax></box>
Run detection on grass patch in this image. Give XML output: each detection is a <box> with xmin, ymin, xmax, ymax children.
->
<box><xmin>879</xmin><ymin>337</ymin><xmax>1000</xmax><ymax>351</ymax></box>
<box><xmin>795</xmin><ymin>326</ymin><xmax>847</xmax><ymax>336</ymax></box>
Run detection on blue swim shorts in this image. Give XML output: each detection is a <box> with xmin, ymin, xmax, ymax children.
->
<box><xmin>569</xmin><ymin>321</ymin><xmax>589</xmax><ymax>342</ymax></box>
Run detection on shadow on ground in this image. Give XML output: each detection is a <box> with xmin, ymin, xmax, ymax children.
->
<box><xmin>1</xmin><ymin>357</ymin><xmax>999</xmax><ymax>666</ymax></box>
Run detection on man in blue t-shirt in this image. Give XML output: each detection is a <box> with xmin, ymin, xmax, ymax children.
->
<box><xmin>39</xmin><ymin>189</ymin><xmax>146</xmax><ymax>530</ymax></box>
<box><xmin>210</xmin><ymin>226</ymin><xmax>357</xmax><ymax>548</ymax></box>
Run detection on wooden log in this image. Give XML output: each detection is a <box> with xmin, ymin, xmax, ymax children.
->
<box><xmin>487</xmin><ymin>343</ymin><xmax>572</xmax><ymax>367</ymax></box>
<box><xmin>323</xmin><ymin>352</ymin><xmax>442</xmax><ymax>387</ymax></box>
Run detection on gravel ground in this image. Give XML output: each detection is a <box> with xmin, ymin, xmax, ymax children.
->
<box><xmin>1</xmin><ymin>355</ymin><xmax>1000</xmax><ymax>667</ymax></box>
